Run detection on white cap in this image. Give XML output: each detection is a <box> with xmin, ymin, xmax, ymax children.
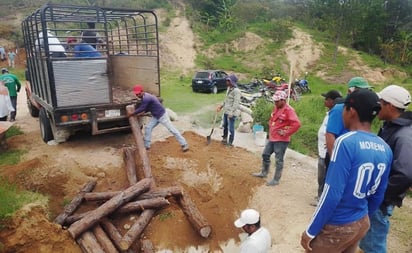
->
<box><xmin>234</xmin><ymin>209</ymin><xmax>260</xmax><ymax>228</ymax></box>
<box><xmin>378</xmin><ymin>85</ymin><xmax>411</xmax><ymax>109</ymax></box>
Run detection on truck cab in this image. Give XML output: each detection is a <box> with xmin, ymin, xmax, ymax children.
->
<box><xmin>22</xmin><ymin>4</ymin><xmax>160</xmax><ymax>143</ymax></box>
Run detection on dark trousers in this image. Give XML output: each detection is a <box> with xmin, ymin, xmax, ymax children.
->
<box><xmin>10</xmin><ymin>96</ymin><xmax>17</xmax><ymax>120</ymax></box>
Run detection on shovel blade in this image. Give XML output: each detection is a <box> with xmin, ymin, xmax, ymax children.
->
<box><xmin>206</xmin><ymin>135</ymin><xmax>211</xmax><ymax>145</ymax></box>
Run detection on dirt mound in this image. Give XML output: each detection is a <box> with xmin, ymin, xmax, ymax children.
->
<box><xmin>0</xmin><ymin>131</ymin><xmax>264</xmax><ymax>252</ymax></box>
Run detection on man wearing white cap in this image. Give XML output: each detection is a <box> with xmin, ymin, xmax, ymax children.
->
<box><xmin>360</xmin><ymin>85</ymin><xmax>412</xmax><ymax>253</ymax></box>
<box><xmin>234</xmin><ymin>209</ymin><xmax>271</xmax><ymax>253</ymax></box>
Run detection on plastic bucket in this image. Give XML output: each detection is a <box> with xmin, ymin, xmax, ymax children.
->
<box><xmin>252</xmin><ymin>124</ymin><xmax>264</xmax><ymax>138</ymax></box>
<box><xmin>254</xmin><ymin>131</ymin><xmax>267</xmax><ymax>146</ymax></box>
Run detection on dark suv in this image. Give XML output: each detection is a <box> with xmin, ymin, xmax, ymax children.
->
<box><xmin>191</xmin><ymin>70</ymin><xmax>228</xmax><ymax>94</ymax></box>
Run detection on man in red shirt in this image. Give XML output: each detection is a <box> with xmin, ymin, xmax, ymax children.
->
<box><xmin>252</xmin><ymin>90</ymin><xmax>301</xmax><ymax>186</ymax></box>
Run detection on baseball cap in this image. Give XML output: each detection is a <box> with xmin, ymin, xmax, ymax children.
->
<box><xmin>377</xmin><ymin>85</ymin><xmax>411</xmax><ymax>109</ymax></box>
<box><xmin>133</xmin><ymin>85</ymin><xmax>144</xmax><ymax>95</ymax></box>
<box><xmin>321</xmin><ymin>90</ymin><xmax>342</xmax><ymax>100</ymax></box>
<box><xmin>234</xmin><ymin>209</ymin><xmax>260</xmax><ymax>228</ymax></box>
<box><xmin>344</xmin><ymin>89</ymin><xmax>381</xmax><ymax>120</ymax></box>
<box><xmin>226</xmin><ymin>74</ymin><xmax>238</xmax><ymax>87</ymax></box>
<box><xmin>347</xmin><ymin>77</ymin><xmax>372</xmax><ymax>89</ymax></box>
<box><xmin>272</xmin><ymin>90</ymin><xmax>288</xmax><ymax>101</ymax></box>
<box><xmin>67</xmin><ymin>37</ymin><xmax>77</xmax><ymax>43</ymax></box>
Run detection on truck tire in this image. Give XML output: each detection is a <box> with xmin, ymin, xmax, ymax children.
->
<box><xmin>39</xmin><ymin>108</ymin><xmax>53</xmax><ymax>143</ymax></box>
<box><xmin>27</xmin><ymin>96</ymin><xmax>39</xmax><ymax>117</ymax></box>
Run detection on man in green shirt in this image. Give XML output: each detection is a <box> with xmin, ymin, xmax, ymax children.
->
<box><xmin>0</xmin><ymin>68</ymin><xmax>21</xmax><ymax>122</ymax></box>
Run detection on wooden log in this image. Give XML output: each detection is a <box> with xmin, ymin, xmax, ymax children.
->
<box><xmin>141</xmin><ymin>239</ymin><xmax>155</xmax><ymax>253</ymax></box>
<box><xmin>100</xmin><ymin>218</ymin><xmax>124</xmax><ymax>251</ymax></box>
<box><xmin>175</xmin><ymin>191</ymin><xmax>212</xmax><ymax>238</ymax></box>
<box><xmin>123</xmin><ymin>147</ymin><xmax>138</xmax><ymax>185</ymax></box>
<box><xmin>92</xmin><ymin>225</ymin><xmax>119</xmax><ymax>253</ymax></box>
<box><xmin>119</xmin><ymin>209</ymin><xmax>156</xmax><ymax>251</ymax></box>
<box><xmin>65</xmin><ymin>197</ymin><xmax>170</xmax><ymax>225</ymax></box>
<box><xmin>116</xmin><ymin>197</ymin><xmax>169</xmax><ymax>215</ymax></box>
<box><xmin>84</xmin><ymin>186</ymin><xmax>183</xmax><ymax>202</ymax></box>
<box><xmin>76</xmin><ymin>231</ymin><xmax>105</xmax><ymax>253</ymax></box>
<box><xmin>126</xmin><ymin>105</ymin><xmax>153</xmax><ymax>185</ymax></box>
<box><xmin>68</xmin><ymin>178</ymin><xmax>152</xmax><ymax>239</ymax></box>
<box><xmin>54</xmin><ymin>180</ymin><xmax>97</xmax><ymax>225</ymax></box>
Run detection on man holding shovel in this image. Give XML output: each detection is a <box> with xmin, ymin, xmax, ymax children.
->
<box><xmin>217</xmin><ymin>74</ymin><xmax>241</xmax><ymax>147</ymax></box>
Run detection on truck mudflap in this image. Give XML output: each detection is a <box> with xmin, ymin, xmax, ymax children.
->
<box><xmin>90</xmin><ymin>107</ymin><xmax>131</xmax><ymax>135</ymax></box>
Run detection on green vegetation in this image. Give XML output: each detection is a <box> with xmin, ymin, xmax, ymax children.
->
<box><xmin>0</xmin><ymin>177</ymin><xmax>48</xmax><ymax>228</ymax></box>
<box><xmin>1</xmin><ymin>126</ymin><xmax>25</xmax><ymax>165</ymax></box>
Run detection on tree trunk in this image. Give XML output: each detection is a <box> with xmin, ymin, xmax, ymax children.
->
<box><xmin>126</xmin><ymin>105</ymin><xmax>154</xmax><ymax>188</ymax></box>
<box><xmin>68</xmin><ymin>178</ymin><xmax>152</xmax><ymax>239</ymax></box>
<box><xmin>65</xmin><ymin>197</ymin><xmax>170</xmax><ymax>225</ymax></box>
<box><xmin>54</xmin><ymin>180</ymin><xmax>97</xmax><ymax>225</ymax></box>
<box><xmin>76</xmin><ymin>231</ymin><xmax>105</xmax><ymax>253</ymax></box>
<box><xmin>99</xmin><ymin>218</ymin><xmax>125</xmax><ymax>252</ymax></box>
<box><xmin>92</xmin><ymin>225</ymin><xmax>119</xmax><ymax>253</ymax></box>
<box><xmin>175</xmin><ymin>191</ymin><xmax>212</xmax><ymax>238</ymax></box>
<box><xmin>84</xmin><ymin>186</ymin><xmax>183</xmax><ymax>202</ymax></box>
<box><xmin>116</xmin><ymin>197</ymin><xmax>169</xmax><ymax>215</ymax></box>
<box><xmin>119</xmin><ymin>209</ymin><xmax>156</xmax><ymax>251</ymax></box>
<box><xmin>123</xmin><ymin>147</ymin><xmax>138</xmax><ymax>185</ymax></box>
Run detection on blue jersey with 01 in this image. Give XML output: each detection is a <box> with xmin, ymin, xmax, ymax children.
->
<box><xmin>306</xmin><ymin>131</ymin><xmax>393</xmax><ymax>237</ymax></box>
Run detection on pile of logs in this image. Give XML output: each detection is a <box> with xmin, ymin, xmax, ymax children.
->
<box><xmin>54</xmin><ymin>105</ymin><xmax>212</xmax><ymax>253</ymax></box>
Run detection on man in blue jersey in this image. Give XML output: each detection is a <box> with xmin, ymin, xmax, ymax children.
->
<box><xmin>301</xmin><ymin>89</ymin><xmax>393</xmax><ymax>253</ymax></box>
<box><xmin>359</xmin><ymin>85</ymin><xmax>412</xmax><ymax>253</ymax></box>
<box><xmin>127</xmin><ymin>85</ymin><xmax>189</xmax><ymax>152</ymax></box>
<box><xmin>325</xmin><ymin>77</ymin><xmax>372</xmax><ymax>163</ymax></box>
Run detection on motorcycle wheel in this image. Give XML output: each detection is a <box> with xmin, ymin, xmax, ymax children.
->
<box><xmin>294</xmin><ymin>86</ymin><xmax>303</xmax><ymax>97</ymax></box>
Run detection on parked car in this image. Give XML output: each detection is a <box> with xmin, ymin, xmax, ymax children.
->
<box><xmin>191</xmin><ymin>70</ymin><xmax>228</xmax><ymax>94</ymax></box>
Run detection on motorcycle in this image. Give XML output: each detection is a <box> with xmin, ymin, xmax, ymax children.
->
<box><xmin>262</xmin><ymin>78</ymin><xmax>300</xmax><ymax>102</ymax></box>
<box><xmin>294</xmin><ymin>79</ymin><xmax>311</xmax><ymax>94</ymax></box>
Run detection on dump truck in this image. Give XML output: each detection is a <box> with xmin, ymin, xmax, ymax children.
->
<box><xmin>22</xmin><ymin>3</ymin><xmax>160</xmax><ymax>143</ymax></box>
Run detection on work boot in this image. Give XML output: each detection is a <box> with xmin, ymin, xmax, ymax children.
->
<box><xmin>251</xmin><ymin>162</ymin><xmax>270</xmax><ymax>178</ymax></box>
<box><xmin>251</xmin><ymin>172</ymin><xmax>267</xmax><ymax>178</ymax></box>
<box><xmin>266</xmin><ymin>179</ymin><xmax>279</xmax><ymax>186</ymax></box>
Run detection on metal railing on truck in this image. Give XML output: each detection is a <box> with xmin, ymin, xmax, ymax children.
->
<box><xmin>22</xmin><ymin>4</ymin><xmax>160</xmax><ymax>143</ymax></box>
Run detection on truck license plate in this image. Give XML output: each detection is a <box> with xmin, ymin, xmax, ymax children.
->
<box><xmin>105</xmin><ymin>109</ymin><xmax>120</xmax><ymax>117</ymax></box>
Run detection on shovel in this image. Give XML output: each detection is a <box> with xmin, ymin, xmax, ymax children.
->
<box><xmin>206</xmin><ymin>111</ymin><xmax>219</xmax><ymax>145</ymax></box>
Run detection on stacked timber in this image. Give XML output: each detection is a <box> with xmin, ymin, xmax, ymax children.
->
<box><xmin>54</xmin><ymin>105</ymin><xmax>212</xmax><ymax>252</ymax></box>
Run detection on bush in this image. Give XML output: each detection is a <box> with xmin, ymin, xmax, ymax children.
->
<box><xmin>251</xmin><ymin>98</ymin><xmax>273</xmax><ymax>132</ymax></box>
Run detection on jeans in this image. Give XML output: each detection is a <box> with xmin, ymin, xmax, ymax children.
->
<box><xmin>144</xmin><ymin>112</ymin><xmax>187</xmax><ymax>149</ymax></box>
<box><xmin>222</xmin><ymin>113</ymin><xmax>236</xmax><ymax>144</ymax></box>
<box><xmin>262</xmin><ymin>141</ymin><xmax>289</xmax><ymax>180</ymax></box>
<box><xmin>359</xmin><ymin>205</ymin><xmax>393</xmax><ymax>253</ymax></box>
